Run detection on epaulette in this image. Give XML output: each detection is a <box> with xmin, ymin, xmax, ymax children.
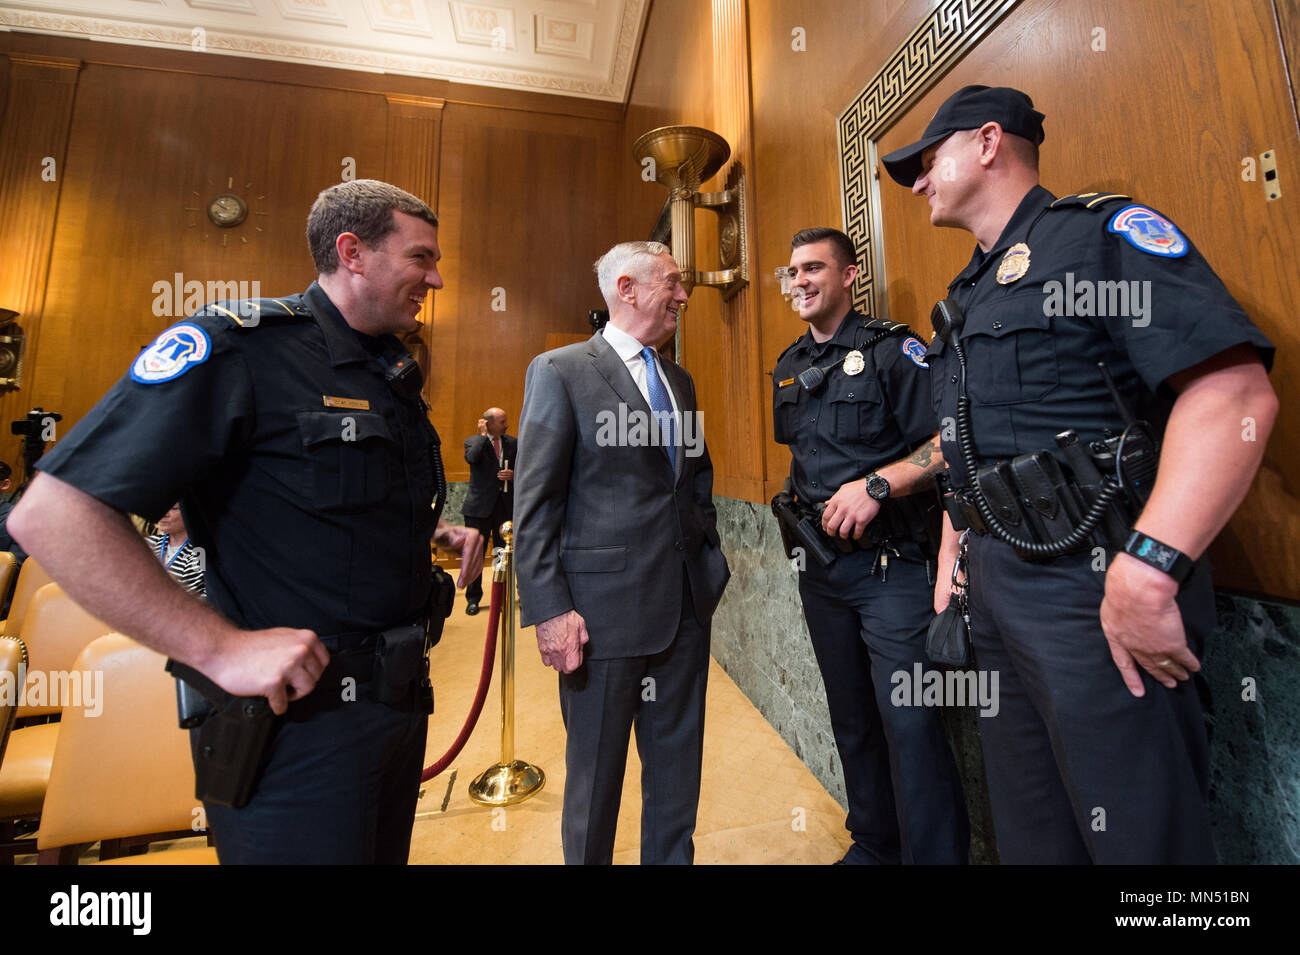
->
<box><xmin>198</xmin><ymin>297</ymin><xmax>311</xmax><ymax>328</ymax></box>
<box><xmin>859</xmin><ymin>317</ymin><xmax>912</xmax><ymax>337</ymax></box>
<box><xmin>1049</xmin><ymin>191</ymin><xmax>1131</xmax><ymax>212</ymax></box>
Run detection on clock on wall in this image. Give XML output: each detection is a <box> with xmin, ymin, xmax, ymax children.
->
<box><xmin>184</xmin><ymin>176</ymin><xmax>267</xmax><ymax>247</ymax></box>
<box><xmin>207</xmin><ymin>193</ymin><xmax>248</xmax><ymax>228</ymax></box>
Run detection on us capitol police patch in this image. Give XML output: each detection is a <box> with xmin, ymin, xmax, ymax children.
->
<box><xmin>131</xmin><ymin>323</ymin><xmax>212</xmax><ymax>384</ymax></box>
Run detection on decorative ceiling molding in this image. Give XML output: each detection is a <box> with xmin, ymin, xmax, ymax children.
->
<box><xmin>0</xmin><ymin>0</ymin><xmax>648</xmax><ymax>102</ymax></box>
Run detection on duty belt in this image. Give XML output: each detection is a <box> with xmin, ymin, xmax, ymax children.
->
<box><xmin>771</xmin><ymin>486</ymin><xmax>942</xmax><ymax>567</ymax></box>
<box><xmin>940</xmin><ymin>441</ymin><xmax>1138</xmax><ymax>560</ymax></box>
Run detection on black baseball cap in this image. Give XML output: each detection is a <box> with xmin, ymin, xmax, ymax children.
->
<box><xmin>880</xmin><ymin>85</ymin><xmax>1045</xmax><ymax>186</ymax></box>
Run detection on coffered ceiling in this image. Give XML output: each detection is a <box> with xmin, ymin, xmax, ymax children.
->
<box><xmin>0</xmin><ymin>0</ymin><xmax>649</xmax><ymax>101</ymax></box>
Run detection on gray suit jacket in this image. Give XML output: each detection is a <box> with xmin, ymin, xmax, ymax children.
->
<box><xmin>513</xmin><ymin>331</ymin><xmax>730</xmax><ymax>660</ymax></box>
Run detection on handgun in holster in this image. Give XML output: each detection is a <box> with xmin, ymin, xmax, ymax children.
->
<box><xmin>166</xmin><ymin>659</ymin><xmax>277</xmax><ymax>810</ymax></box>
<box><xmin>770</xmin><ymin>480</ymin><xmax>840</xmax><ymax>568</ymax></box>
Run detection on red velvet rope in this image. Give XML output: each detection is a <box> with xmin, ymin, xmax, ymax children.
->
<box><xmin>421</xmin><ymin>578</ymin><xmax>501</xmax><ymax>781</ymax></box>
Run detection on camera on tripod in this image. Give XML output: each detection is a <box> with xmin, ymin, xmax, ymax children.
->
<box><xmin>11</xmin><ymin>407</ymin><xmax>62</xmax><ymax>482</ymax></box>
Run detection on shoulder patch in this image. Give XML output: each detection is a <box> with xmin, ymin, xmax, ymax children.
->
<box><xmin>1107</xmin><ymin>204</ymin><xmax>1188</xmax><ymax>257</ymax></box>
<box><xmin>131</xmin><ymin>323</ymin><xmax>212</xmax><ymax>384</ymax></box>
<box><xmin>1049</xmin><ymin>191</ymin><xmax>1131</xmax><ymax>211</ymax></box>
<box><xmin>901</xmin><ymin>336</ymin><xmax>929</xmax><ymax>368</ymax></box>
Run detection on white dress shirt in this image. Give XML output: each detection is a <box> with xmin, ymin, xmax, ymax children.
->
<box><xmin>601</xmin><ymin>322</ymin><xmax>680</xmax><ymax>416</ymax></box>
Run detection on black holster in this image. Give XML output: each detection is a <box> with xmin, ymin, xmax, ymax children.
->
<box><xmin>167</xmin><ymin>660</ymin><xmax>276</xmax><ymax>810</ymax></box>
<box><xmin>373</xmin><ymin>622</ymin><xmax>433</xmax><ymax>714</ymax></box>
<box><xmin>771</xmin><ymin>483</ymin><xmax>840</xmax><ymax>568</ymax></box>
<box><xmin>427</xmin><ymin>565</ymin><xmax>455</xmax><ymax>648</ymax></box>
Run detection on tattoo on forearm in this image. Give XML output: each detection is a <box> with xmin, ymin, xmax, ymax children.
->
<box><xmin>907</xmin><ymin>438</ymin><xmax>940</xmax><ymax>471</ymax></box>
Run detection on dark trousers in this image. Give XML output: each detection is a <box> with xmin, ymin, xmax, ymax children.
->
<box><xmin>200</xmin><ymin>694</ymin><xmax>428</xmax><ymax>864</ymax></box>
<box><xmin>967</xmin><ymin>534</ymin><xmax>1217</xmax><ymax>864</ymax></box>
<box><xmin>798</xmin><ymin>548</ymin><xmax>969</xmax><ymax>864</ymax></box>
<box><xmin>557</xmin><ymin>584</ymin><xmax>711</xmax><ymax>865</ymax></box>
<box><xmin>464</xmin><ymin>499</ymin><xmax>510</xmax><ymax>606</ymax></box>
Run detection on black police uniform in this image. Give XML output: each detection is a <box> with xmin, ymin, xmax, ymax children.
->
<box><xmin>773</xmin><ymin>309</ymin><xmax>968</xmax><ymax>863</ymax></box>
<box><xmin>37</xmin><ymin>282</ymin><xmax>442</xmax><ymax>864</ymax></box>
<box><xmin>926</xmin><ymin>186</ymin><xmax>1275</xmax><ymax>863</ymax></box>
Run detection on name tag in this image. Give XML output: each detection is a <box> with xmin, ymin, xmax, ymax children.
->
<box><xmin>323</xmin><ymin>395</ymin><xmax>370</xmax><ymax>410</ymax></box>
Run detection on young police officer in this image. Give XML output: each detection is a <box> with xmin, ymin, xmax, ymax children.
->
<box><xmin>771</xmin><ymin>228</ymin><xmax>968</xmax><ymax>864</ymax></box>
<box><xmin>10</xmin><ymin>179</ymin><xmax>484</xmax><ymax>864</ymax></box>
<box><xmin>882</xmin><ymin>86</ymin><xmax>1277</xmax><ymax>862</ymax></box>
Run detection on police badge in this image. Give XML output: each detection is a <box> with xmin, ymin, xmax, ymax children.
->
<box><xmin>996</xmin><ymin>242</ymin><xmax>1031</xmax><ymax>284</ymax></box>
<box><xmin>842</xmin><ymin>350</ymin><xmax>865</xmax><ymax>375</ymax></box>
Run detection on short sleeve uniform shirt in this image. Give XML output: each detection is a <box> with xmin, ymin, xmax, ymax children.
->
<box><xmin>37</xmin><ymin>282</ymin><xmax>438</xmax><ymax>636</ymax></box>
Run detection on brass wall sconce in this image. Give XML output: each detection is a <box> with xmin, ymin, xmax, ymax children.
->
<box><xmin>633</xmin><ymin>126</ymin><xmax>748</xmax><ymax>300</ymax></box>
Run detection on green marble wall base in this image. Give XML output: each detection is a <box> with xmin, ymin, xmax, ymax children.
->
<box><xmin>440</xmin><ymin>481</ymin><xmax>467</xmax><ymax>528</ymax></box>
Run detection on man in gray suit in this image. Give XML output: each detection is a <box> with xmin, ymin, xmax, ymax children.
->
<box><xmin>514</xmin><ymin>240</ymin><xmax>730</xmax><ymax>865</ymax></box>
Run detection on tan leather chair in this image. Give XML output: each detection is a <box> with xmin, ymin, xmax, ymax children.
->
<box><xmin>0</xmin><ymin>557</ymin><xmax>53</xmax><ymax>638</ymax></box>
<box><xmin>0</xmin><ymin>552</ymin><xmax>17</xmax><ymax>613</ymax></box>
<box><xmin>14</xmin><ymin>583</ymin><xmax>113</xmax><ymax>720</ymax></box>
<box><xmin>0</xmin><ymin>635</ymin><xmax>24</xmax><ymax>771</ymax></box>
<box><xmin>37</xmin><ymin>634</ymin><xmax>216</xmax><ymax>864</ymax></box>
<box><xmin>0</xmin><ymin>583</ymin><xmax>111</xmax><ymax>862</ymax></box>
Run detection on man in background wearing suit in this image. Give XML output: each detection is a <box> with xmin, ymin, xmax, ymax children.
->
<box><xmin>514</xmin><ymin>240</ymin><xmax>730</xmax><ymax>865</ymax></box>
<box><xmin>462</xmin><ymin>407</ymin><xmax>515</xmax><ymax>615</ymax></box>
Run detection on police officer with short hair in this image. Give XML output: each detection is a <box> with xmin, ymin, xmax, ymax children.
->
<box><xmin>9</xmin><ymin>179</ymin><xmax>485</xmax><ymax>864</ymax></box>
<box><xmin>771</xmin><ymin>227</ymin><xmax>968</xmax><ymax>864</ymax></box>
<box><xmin>882</xmin><ymin>86</ymin><xmax>1278</xmax><ymax>863</ymax></box>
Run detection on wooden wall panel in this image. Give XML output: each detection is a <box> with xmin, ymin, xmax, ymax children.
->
<box><xmin>0</xmin><ymin>54</ymin><xmax>80</xmax><ymax>476</ymax></box>
<box><xmin>32</xmin><ymin>64</ymin><xmax>386</xmax><ymax>437</ymax></box>
<box><xmin>434</xmin><ymin>103</ymin><xmax>620</xmax><ymax>481</ymax></box>
<box><xmin>383</xmin><ymin>93</ymin><xmax>445</xmax><ymax>391</ymax></box>
<box><xmin>748</xmin><ymin>0</ymin><xmax>918</xmax><ymax>499</ymax></box>
<box><xmin>873</xmin><ymin>0</ymin><xmax>1300</xmax><ymax>599</ymax></box>
<box><xmin>620</xmin><ymin>0</ymin><xmax>921</xmax><ymax>500</ymax></box>
<box><xmin>619</xmin><ymin>0</ymin><xmax>736</xmax><ymax>494</ymax></box>
<box><xmin>0</xmin><ymin>31</ymin><xmax>622</xmax><ymax>493</ymax></box>
<box><xmin>0</xmin><ymin>53</ymin><xmax>10</xmax><ymax>132</ymax></box>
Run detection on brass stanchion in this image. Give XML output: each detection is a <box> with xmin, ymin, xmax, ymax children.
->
<box><xmin>468</xmin><ymin>521</ymin><xmax>545</xmax><ymax>805</ymax></box>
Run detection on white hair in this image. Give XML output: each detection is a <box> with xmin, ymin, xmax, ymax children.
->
<box><xmin>593</xmin><ymin>241</ymin><xmax>671</xmax><ymax>309</ymax></box>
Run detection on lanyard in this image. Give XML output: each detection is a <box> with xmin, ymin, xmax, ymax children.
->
<box><xmin>159</xmin><ymin>535</ymin><xmax>186</xmax><ymax>570</ymax></box>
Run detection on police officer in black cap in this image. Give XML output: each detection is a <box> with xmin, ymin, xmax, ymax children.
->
<box><xmin>9</xmin><ymin>179</ymin><xmax>485</xmax><ymax>864</ymax></box>
<box><xmin>771</xmin><ymin>227</ymin><xmax>968</xmax><ymax>864</ymax></box>
<box><xmin>881</xmin><ymin>86</ymin><xmax>1278</xmax><ymax>863</ymax></box>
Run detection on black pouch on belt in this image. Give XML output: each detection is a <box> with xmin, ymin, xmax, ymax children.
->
<box><xmin>975</xmin><ymin>460</ymin><xmax>1028</xmax><ymax>530</ymax></box>
<box><xmin>926</xmin><ymin>598</ymin><xmax>971</xmax><ymax>667</ymax></box>
<box><xmin>167</xmin><ymin>660</ymin><xmax>277</xmax><ymax>809</ymax></box>
<box><xmin>373</xmin><ymin>623</ymin><xmax>430</xmax><ymax>708</ymax></box>
<box><xmin>1010</xmin><ymin>451</ymin><xmax>1083</xmax><ymax>543</ymax></box>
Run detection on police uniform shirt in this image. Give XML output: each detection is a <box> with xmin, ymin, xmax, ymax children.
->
<box><xmin>37</xmin><ymin>282</ymin><xmax>438</xmax><ymax>637</ymax></box>
<box><xmin>926</xmin><ymin>185</ymin><xmax>1275</xmax><ymax>474</ymax></box>
<box><xmin>773</xmin><ymin>309</ymin><xmax>938</xmax><ymax>504</ymax></box>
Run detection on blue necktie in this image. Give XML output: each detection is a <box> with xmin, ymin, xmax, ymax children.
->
<box><xmin>641</xmin><ymin>346</ymin><xmax>677</xmax><ymax>471</ymax></box>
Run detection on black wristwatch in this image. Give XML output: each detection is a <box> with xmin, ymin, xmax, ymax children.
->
<box><xmin>865</xmin><ymin>472</ymin><xmax>891</xmax><ymax>501</ymax></box>
<box><xmin>1122</xmin><ymin>531</ymin><xmax>1195</xmax><ymax>585</ymax></box>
